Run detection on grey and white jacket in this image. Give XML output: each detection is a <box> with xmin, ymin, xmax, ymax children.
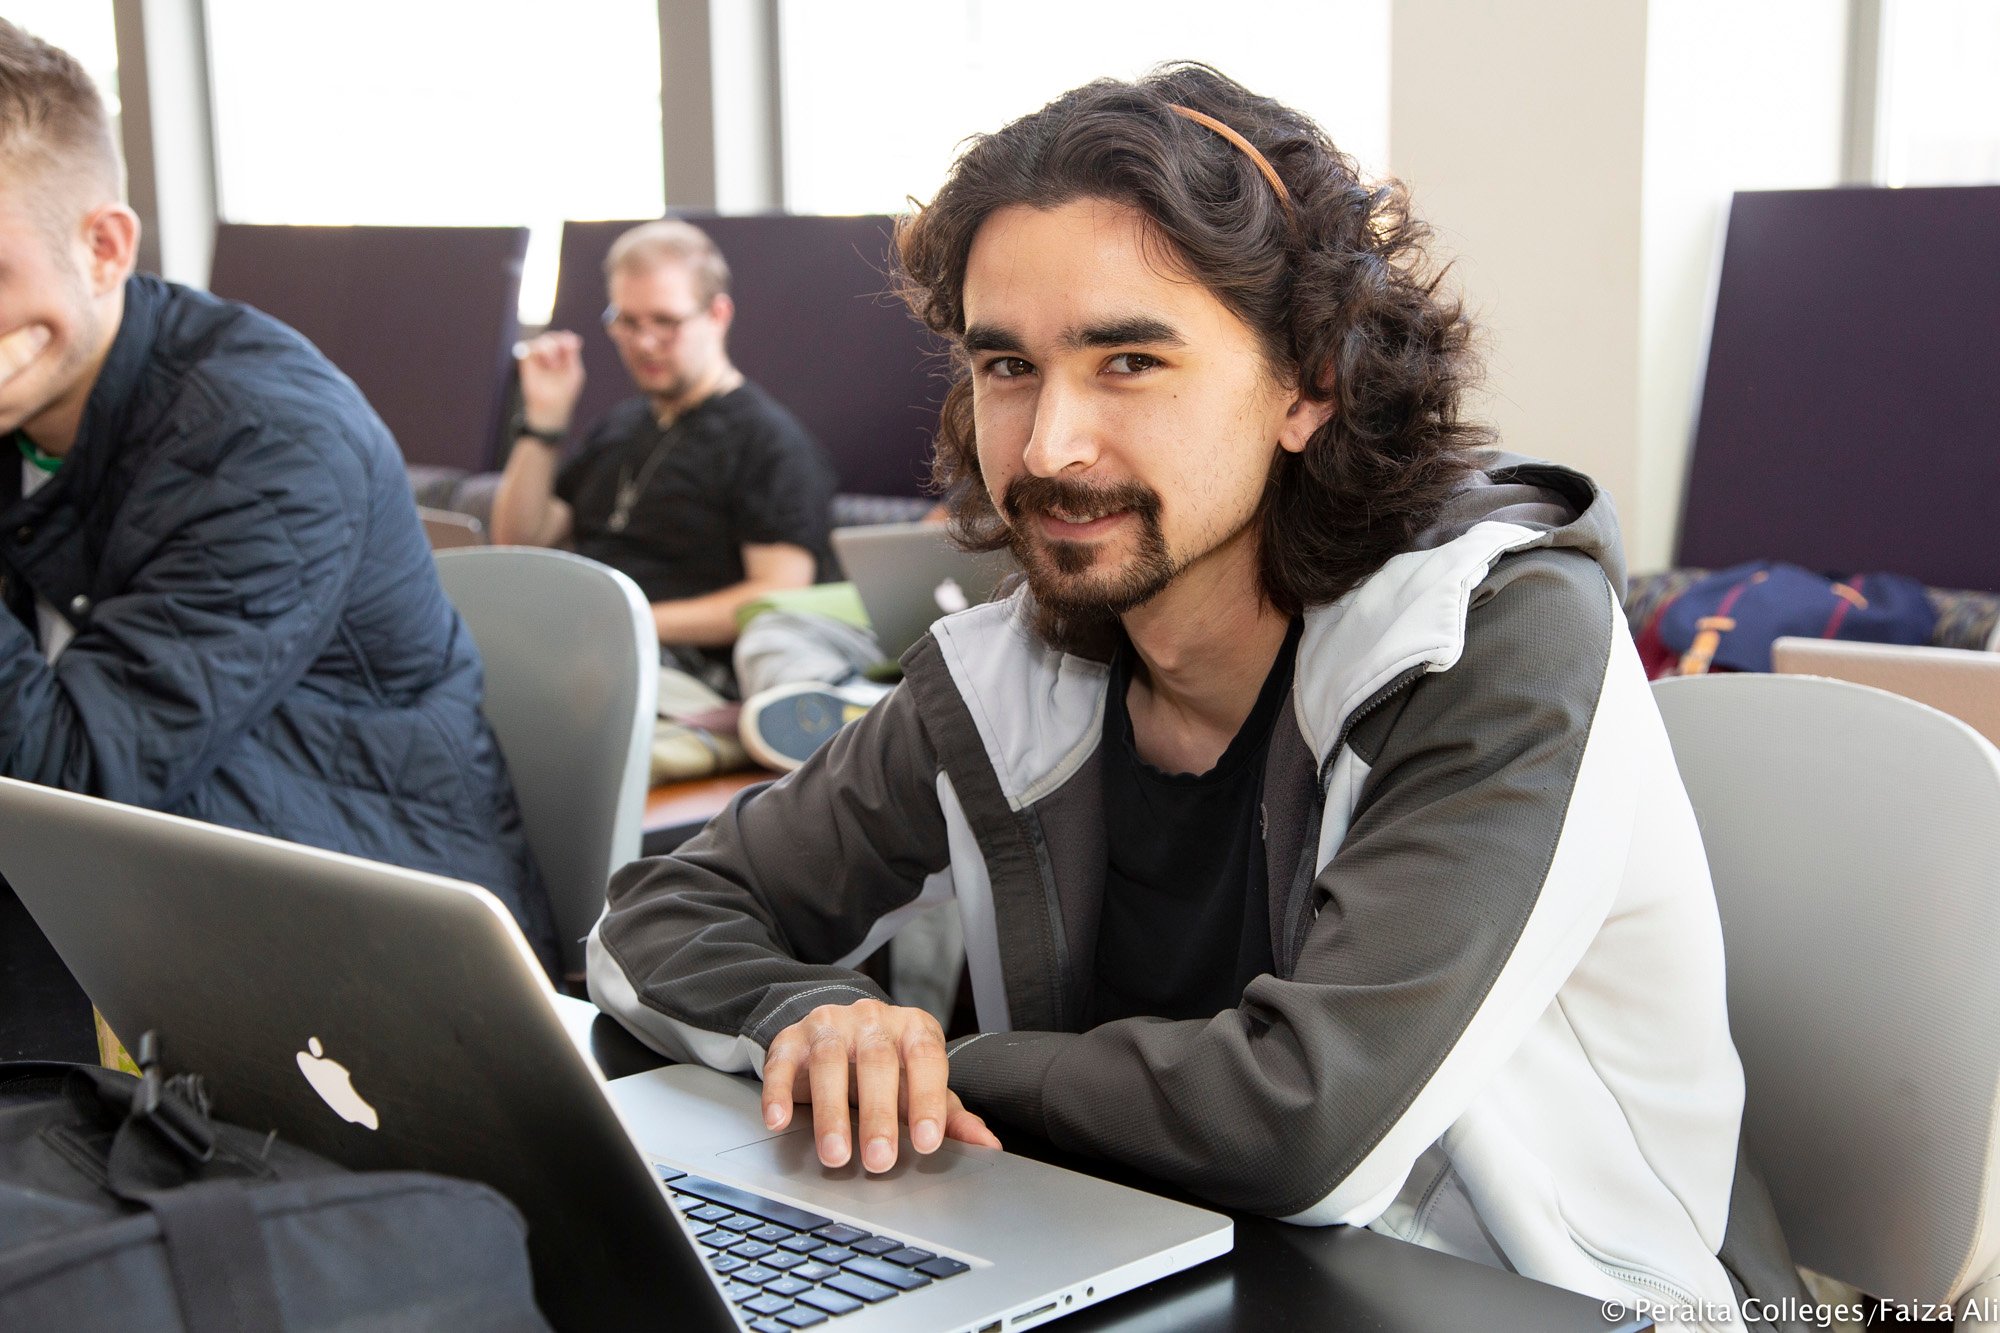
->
<box><xmin>589</xmin><ymin>457</ymin><xmax>1805</xmax><ymax>1330</ymax></box>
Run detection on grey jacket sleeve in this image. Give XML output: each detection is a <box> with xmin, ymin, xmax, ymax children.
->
<box><xmin>946</xmin><ymin>549</ymin><xmax>1626</xmax><ymax>1219</ymax></box>
<box><xmin>588</xmin><ymin>682</ymin><xmax>955</xmax><ymax>1067</ymax></box>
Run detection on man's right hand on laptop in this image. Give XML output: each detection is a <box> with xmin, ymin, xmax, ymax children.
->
<box><xmin>762</xmin><ymin>998</ymin><xmax>1002</xmax><ymax>1174</ymax></box>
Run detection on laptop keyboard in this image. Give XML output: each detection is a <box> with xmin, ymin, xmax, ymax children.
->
<box><xmin>656</xmin><ymin>1164</ymin><xmax>971</xmax><ymax>1330</ymax></box>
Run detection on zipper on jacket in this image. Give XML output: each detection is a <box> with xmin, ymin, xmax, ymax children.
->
<box><xmin>1285</xmin><ymin>665</ymin><xmax>1429</xmax><ymax>972</ymax></box>
<box><xmin>1569</xmin><ymin>1230</ymin><xmax>1717</xmax><ymax>1333</ymax></box>
<box><xmin>1585</xmin><ymin>1257</ymin><xmax>1718</xmax><ymax>1333</ymax></box>
<box><xmin>1024</xmin><ymin>809</ymin><xmax>1075</xmax><ymax>1032</ymax></box>
<box><xmin>1316</xmin><ymin>665</ymin><xmax>1428</xmax><ymax>800</ymax></box>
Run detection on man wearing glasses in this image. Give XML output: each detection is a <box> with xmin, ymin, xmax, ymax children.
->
<box><xmin>493</xmin><ymin>220</ymin><xmax>837</xmax><ymax>698</ymax></box>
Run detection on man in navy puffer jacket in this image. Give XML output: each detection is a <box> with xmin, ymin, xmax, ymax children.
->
<box><xmin>0</xmin><ymin>22</ymin><xmax>558</xmax><ymax>1059</ymax></box>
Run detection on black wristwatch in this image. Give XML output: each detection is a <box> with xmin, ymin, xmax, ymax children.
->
<box><xmin>511</xmin><ymin>412</ymin><xmax>567</xmax><ymax>447</ymax></box>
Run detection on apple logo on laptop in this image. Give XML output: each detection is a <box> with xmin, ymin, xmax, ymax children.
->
<box><xmin>933</xmin><ymin>577</ymin><xmax>969</xmax><ymax>615</ymax></box>
<box><xmin>296</xmin><ymin>1036</ymin><xmax>379</xmax><ymax>1130</ymax></box>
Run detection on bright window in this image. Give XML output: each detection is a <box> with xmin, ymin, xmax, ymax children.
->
<box><xmin>777</xmin><ymin>0</ymin><xmax>1391</xmax><ymax>216</ymax></box>
<box><xmin>1878</xmin><ymin>0</ymin><xmax>2000</xmax><ymax>186</ymax></box>
<box><xmin>204</xmin><ymin>0</ymin><xmax>666</xmax><ymax>323</ymax></box>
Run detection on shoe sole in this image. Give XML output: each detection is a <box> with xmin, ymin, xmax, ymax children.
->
<box><xmin>741</xmin><ymin>687</ymin><xmax>872</xmax><ymax>772</ymax></box>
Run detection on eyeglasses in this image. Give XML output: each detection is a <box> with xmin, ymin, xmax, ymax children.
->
<box><xmin>602</xmin><ymin>302</ymin><xmax>711</xmax><ymax>342</ymax></box>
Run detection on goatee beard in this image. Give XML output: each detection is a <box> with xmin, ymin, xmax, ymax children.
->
<box><xmin>1000</xmin><ymin>473</ymin><xmax>1177</xmax><ymax>616</ymax></box>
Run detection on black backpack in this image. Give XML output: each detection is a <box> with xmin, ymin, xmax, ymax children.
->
<box><xmin>0</xmin><ymin>1037</ymin><xmax>551</xmax><ymax>1331</ymax></box>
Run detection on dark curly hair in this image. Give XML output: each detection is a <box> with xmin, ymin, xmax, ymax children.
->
<box><xmin>897</xmin><ymin>63</ymin><xmax>1488</xmax><ymax>652</ymax></box>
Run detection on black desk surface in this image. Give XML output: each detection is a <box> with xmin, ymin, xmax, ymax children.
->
<box><xmin>558</xmin><ymin>998</ymin><xmax>1651</xmax><ymax>1333</ymax></box>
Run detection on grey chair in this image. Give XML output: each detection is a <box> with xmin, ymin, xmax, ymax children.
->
<box><xmin>1652</xmin><ymin>673</ymin><xmax>2000</xmax><ymax>1323</ymax></box>
<box><xmin>435</xmin><ymin>547</ymin><xmax>658</xmax><ymax>981</ymax></box>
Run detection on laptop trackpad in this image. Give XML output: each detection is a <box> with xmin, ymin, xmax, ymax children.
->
<box><xmin>716</xmin><ymin>1130</ymin><xmax>994</xmax><ymax>1203</ymax></box>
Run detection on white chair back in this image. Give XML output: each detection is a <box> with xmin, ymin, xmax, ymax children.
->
<box><xmin>435</xmin><ymin>547</ymin><xmax>657</xmax><ymax>978</ymax></box>
<box><xmin>1653</xmin><ymin>673</ymin><xmax>2000</xmax><ymax>1305</ymax></box>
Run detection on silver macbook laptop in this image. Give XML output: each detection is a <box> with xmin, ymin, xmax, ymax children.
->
<box><xmin>0</xmin><ymin>777</ymin><xmax>1230</xmax><ymax>1331</ymax></box>
<box><xmin>417</xmin><ymin>504</ymin><xmax>487</xmax><ymax>550</ymax></box>
<box><xmin>832</xmin><ymin>522</ymin><xmax>1019</xmax><ymax>660</ymax></box>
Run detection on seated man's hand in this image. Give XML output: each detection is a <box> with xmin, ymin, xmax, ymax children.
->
<box><xmin>0</xmin><ymin>323</ymin><xmax>52</xmax><ymax>389</ymax></box>
<box><xmin>514</xmin><ymin>330</ymin><xmax>585</xmax><ymax>435</ymax></box>
<box><xmin>763</xmin><ymin>998</ymin><xmax>1002</xmax><ymax>1174</ymax></box>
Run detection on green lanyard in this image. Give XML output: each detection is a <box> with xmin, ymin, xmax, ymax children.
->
<box><xmin>14</xmin><ymin>432</ymin><xmax>61</xmax><ymax>476</ymax></box>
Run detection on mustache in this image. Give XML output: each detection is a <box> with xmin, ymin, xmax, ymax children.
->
<box><xmin>1000</xmin><ymin>474</ymin><xmax>1161</xmax><ymax>527</ymax></box>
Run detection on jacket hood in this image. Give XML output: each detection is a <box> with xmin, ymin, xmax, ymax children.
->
<box><xmin>1415</xmin><ymin>452</ymin><xmax>1627</xmax><ymax>599</ymax></box>
<box><xmin>1286</xmin><ymin>453</ymin><xmax>1628</xmax><ymax>768</ymax></box>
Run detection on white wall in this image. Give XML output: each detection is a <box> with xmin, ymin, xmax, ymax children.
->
<box><xmin>1637</xmin><ymin>1</ymin><xmax>1846</xmax><ymax>570</ymax></box>
<box><xmin>1388</xmin><ymin>0</ymin><xmax>1649</xmax><ymax>549</ymax></box>
<box><xmin>1390</xmin><ymin>0</ymin><xmax>1851</xmax><ymax>573</ymax></box>
<box><xmin>706</xmin><ymin>0</ymin><xmax>783</xmax><ymax>213</ymax></box>
<box><xmin>779</xmin><ymin>0</ymin><xmax>1391</xmax><ymax>216</ymax></box>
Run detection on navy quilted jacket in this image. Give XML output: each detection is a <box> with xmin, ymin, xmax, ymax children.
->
<box><xmin>0</xmin><ymin>275</ymin><xmax>558</xmax><ymax>975</ymax></box>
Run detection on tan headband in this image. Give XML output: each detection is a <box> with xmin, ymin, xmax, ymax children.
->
<box><xmin>1168</xmin><ymin>104</ymin><xmax>1294</xmax><ymax>219</ymax></box>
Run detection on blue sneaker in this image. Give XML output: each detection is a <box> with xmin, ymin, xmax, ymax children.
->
<box><xmin>738</xmin><ymin>682</ymin><xmax>885</xmax><ymax>772</ymax></box>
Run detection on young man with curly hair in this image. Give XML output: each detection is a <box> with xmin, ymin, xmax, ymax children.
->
<box><xmin>591</xmin><ymin>65</ymin><xmax>1810</xmax><ymax>1328</ymax></box>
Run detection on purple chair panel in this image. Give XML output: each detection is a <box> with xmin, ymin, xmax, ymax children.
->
<box><xmin>208</xmin><ymin>223</ymin><xmax>528</xmax><ymax>472</ymax></box>
<box><xmin>1678</xmin><ymin>186</ymin><xmax>2000</xmax><ymax>593</ymax></box>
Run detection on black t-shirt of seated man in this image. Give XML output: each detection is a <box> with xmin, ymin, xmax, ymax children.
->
<box><xmin>555</xmin><ymin>382</ymin><xmax>838</xmax><ymax>610</ymax></box>
<box><xmin>1083</xmin><ymin>617</ymin><xmax>1299</xmax><ymax>1028</ymax></box>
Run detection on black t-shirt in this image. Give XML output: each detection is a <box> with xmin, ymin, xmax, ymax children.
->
<box><xmin>1085</xmin><ymin>619</ymin><xmax>1301</xmax><ymax>1027</ymax></box>
<box><xmin>555</xmin><ymin>382</ymin><xmax>838</xmax><ymax>605</ymax></box>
